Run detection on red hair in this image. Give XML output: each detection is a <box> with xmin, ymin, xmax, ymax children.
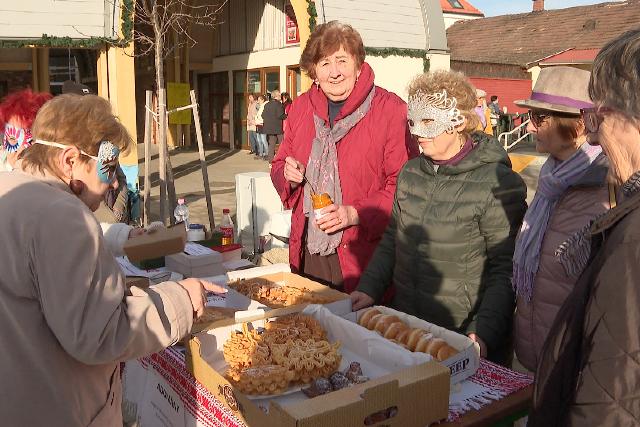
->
<box><xmin>0</xmin><ymin>89</ymin><xmax>53</xmax><ymax>130</ymax></box>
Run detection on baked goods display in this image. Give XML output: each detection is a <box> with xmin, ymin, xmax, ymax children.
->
<box><xmin>358</xmin><ymin>308</ymin><xmax>459</xmax><ymax>362</ymax></box>
<box><xmin>302</xmin><ymin>362</ymin><xmax>370</xmax><ymax>398</ymax></box>
<box><xmin>229</xmin><ymin>279</ymin><xmax>335</xmax><ymax>308</ymax></box>
<box><xmin>194</xmin><ymin>307</ymin><xmax>232</xmax><ymax>325</ymax></box>
<box><xmin>222</xmin><ymin>314</ymin><xmax>342</xmax><ymax>395</ymax></box>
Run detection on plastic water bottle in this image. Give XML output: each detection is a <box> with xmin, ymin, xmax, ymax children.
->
<box><xmin>220</xmin><ymin>208</ymin><xmax>234</xmax><ymax>246</ymax></box>
<box><xmin>174</xmin><ymin>198</ymin><xmax>190</xmax><ymax>230</ymax></box>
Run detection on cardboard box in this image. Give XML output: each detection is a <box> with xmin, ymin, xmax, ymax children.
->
<box><xmin>123</xmin><ymin>224</ymin><xmax>187</xmax><ymax>262</ymax></box>
<box><xmin>348</xmin><ymin>306</ymin><xmax>481</xmax><ymax>385</ymax></box>
<box><xmin>125</xmin><ymin>276</ymin><xmax>150</xmax><ymax>289</ymax></box>
<box><xmin>227</xmin><ymin>271</ymin><xmax>353</xmax><ymax>319</ymax></box>
<box><xmin>186</xmin><ymin>305</ymin><xmax>450</xmax><ymax>427</ymax></box>
<box><xmin>165</xmin><ymin>250</ymin><xmax>226</xmax><ymax>278</ymax></box>
<box><xmin>211</xmin><ymin>243</ymin><xmax>242</xmax><ymax>262</ymax></box>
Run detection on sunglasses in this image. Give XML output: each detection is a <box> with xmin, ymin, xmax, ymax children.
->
<box><xmin>581</xmin><ymin>107</ymin><xmax>615</xmax><ymax>134</ymax></box>
<box><xmin>528</xmin><ymin>110</ymin><xmax>550</xmax><ymax>128</ymax></box>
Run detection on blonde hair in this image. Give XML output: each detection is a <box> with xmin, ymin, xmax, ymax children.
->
<box><xmin>21</xmin><ymin>94</ymin><xmax>131</xmax><ymax>175</ymax></box>
<box><xmin>407</xmin><ymin>70</ymin><xmax>480</xmax><ymax>137</ymax></box>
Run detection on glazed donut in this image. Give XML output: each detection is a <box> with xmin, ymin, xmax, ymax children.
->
<box><xmin>395</xmin><ymin>328</ymin><xmax>411</xmax><ymax>344</ymax></box>
<box><xmin>383</xmin><ymin>322</ymin><xmax>409</xmax><ymax>340</ymax></box>
<box><xmin>436</xmin><ymin>344</ymin><xmax>459</xmax><ymax>361</ymax></box>
<box><xmin>367</xmin><ymin>313</ymin><xmax>385</xmax><ymax>330</ymax></box>
<box><xmin>358</xmin><ymin>308</ymin><xmax>381</xmax><ymax>328</ymax></box>
<box><xmin>414</xmin><ymin>333</ymin><xmax>434</xmax><ymax>354</ymax></box>
<box><xmin>425</xmin><ymin>338</ymin><xmax>447</xmax><ymax>357</ymax></box>
<box><xmin>374</xmin><ymin>315</ymin><xmax>401</xmax><ymax>335</ymax></box>
<box><xmin>405</xmin><ymin>328</ymin><xmax>426</xmax><ymax>351</ymax></box>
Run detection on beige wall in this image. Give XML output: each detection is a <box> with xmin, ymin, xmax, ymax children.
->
<box><xmin>0</xmin><ymin>0</ymin><xmax>114</xmax><ymax>39</ymax></box>
<box><xmin>367</xmin><ymin>55</ymin><xmax>424</xmax><ymax>101</ymax></box>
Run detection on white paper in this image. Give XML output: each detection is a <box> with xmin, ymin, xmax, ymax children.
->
<box><xmin>116</xmin><ymin>257</ymin><xmax>172</xmax><ymax>282</ymax></box>
<box><xmin>138</xmin><ymin>370</ymin><xmax>186</xmax><ymax>427</ymax></box>
<box><xmin>183</xmin><ymin>242</ymin><xmax>215</xmax><ymax>256</ymax></box>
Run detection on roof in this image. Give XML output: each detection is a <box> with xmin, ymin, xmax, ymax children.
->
<box><xmin>538</xmin><ymin>48</ymin><xmax>600</xmax><ymax>65</ymax></box>
<box><xmin>446</xmin><ymin>0</ymin><xmax>640</xmax><ymax>66</ymax></box>
<box><xmin>440</xmin><ymin>0</ymin><xmax>484</xmax><ymax>16</ymax></box>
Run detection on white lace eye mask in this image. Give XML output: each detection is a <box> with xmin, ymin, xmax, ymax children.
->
<box><xmin>407</xmin><ymin>90</ymin><xmax>465</xmax><ymax>139</ymax></box>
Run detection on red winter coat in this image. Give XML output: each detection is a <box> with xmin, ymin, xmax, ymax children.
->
<box><xmin>270</xmin><ymin>63</ymin><xmax>417</xmax><ymax>293</ymax></box>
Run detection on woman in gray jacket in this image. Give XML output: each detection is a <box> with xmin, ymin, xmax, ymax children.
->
<box><xmin>0</xmin><ymin>94</ymin><xmax>223</xmax><ymax>426</ymax></box>
<box><xmin>512</xmin><ymin>66</ymin><xmax>613</xmax><ymax>372</ymax></box>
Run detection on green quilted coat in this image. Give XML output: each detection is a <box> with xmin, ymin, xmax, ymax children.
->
<box><xmin>357</xmin><ymin>132</ymin><xmax>527</xmax><ymax>362</ymax></box>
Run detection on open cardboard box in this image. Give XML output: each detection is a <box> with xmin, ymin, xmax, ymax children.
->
<box><xmin>186</xmin><ymin>305</ymin><xmax>450</xmax><ymax>427</ymax></box>
<box><xmin>194</xmin><ymin>267</ymin><xmax>352</xmax><ymax>332</ymax></box>
<box><xmin>346</xmin><ymin>306</ymin><xmax>481</xmax><ymax>385</ymax></box>
<box><xmin>123</xmin><ymin>223</ymin><xmax>187</xmax><ymax>262</ymax></box>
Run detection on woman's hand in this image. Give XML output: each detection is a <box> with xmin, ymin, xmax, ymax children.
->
<box><xmin>283</xmin><ymin>156</ymin><xmax>305</xmax><ymax>189</ymax></box>
<box><xmin>177</xmin><ymin>278</ymin><xmax>227</xmax><ymax>320</ymax></box>
<box><xmin>316</xmin><ymin>204</ymin><xmax>359</xmax><ymax>234</ymax></box>
<box><xmin>468</xmin><ymin>333</ymin><xmax>487</xmax><ymax>358</ymax></box>
<box><xmin>350</xmin><ymin>291</ymin><xmax>374</xmax><ymax>311</ymax></box>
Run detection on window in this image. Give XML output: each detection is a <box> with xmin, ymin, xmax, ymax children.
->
<box><xmin>447</xmin><ymin>0</ymin><xmax>464</xmax><ymax>9</ymax></box>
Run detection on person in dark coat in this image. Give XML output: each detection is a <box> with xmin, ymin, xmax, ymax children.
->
<box><xmin>529</xmin><ymin>28</ymin><xmax>640</xmax><ymax>427</ymax></box>
<box><xmin>270</xmin><ymin>21</ymin><xmax>417</xmax><ymax>292</ymax></box>
<box><xmin>352</xmin><ymin>70</ymin><xmax>527</xmax><ymax>365</ymax></box>
<box><xmin>262</xmin><ymin>89</ymin><xmax>286</xmax><ymax>162</ymax></box>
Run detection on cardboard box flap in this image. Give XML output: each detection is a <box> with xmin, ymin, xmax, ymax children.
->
<box><xmin>272</xmin><ymin>378</ymin><xmax>400</xmax><ymax>427</ymax></box>
<box><xmin>123</xmin><ymin>224</ymin><xmax>187</xmax><ymax>262</ymax></box>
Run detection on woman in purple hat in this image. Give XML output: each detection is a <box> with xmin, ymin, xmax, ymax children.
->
<box><xmin>511</xmin><ymin>66</ymin><xmax>615</xmax><ymax>373</ymax></box>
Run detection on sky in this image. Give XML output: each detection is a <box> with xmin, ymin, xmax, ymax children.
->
<box><xmin>472</xmin><ymin>0</ymin><xmax>623</xmax><ymax>17</ymax></box>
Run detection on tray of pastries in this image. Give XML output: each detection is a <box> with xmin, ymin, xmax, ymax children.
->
<box><xmin>358</xmin><ymin>308</ymin><xmax>459</xmax><ymax>361</ymax></box>
<box><xmin>228</xmin><ymin>279</ymin><xmax>336</xmax><ymax>308</ymax></box>
<box><xmin>222</xmin><ymin>314</ymin><xmax>342</xmax><ymax>397</ymax></box>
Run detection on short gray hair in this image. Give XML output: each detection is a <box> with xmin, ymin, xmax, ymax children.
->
<box><xmin>589</xmin><ymin>28</ymin><xmax>640</xmax><ymax>120</ymax></box>
<box><xmin>271</xmin><ymin>89</ymin><xmax>281</xmax><ymax>100</ymax></box>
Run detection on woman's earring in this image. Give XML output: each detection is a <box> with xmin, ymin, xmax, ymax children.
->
<box><xmin>314</xmin><ymin>80</ymin><xmax>320</xmax><ymax>89</ymax></box>
<box><xmin>69</xmin><ymin>173</ymin><xmax>85</xmax><ymax>196</ymax></box>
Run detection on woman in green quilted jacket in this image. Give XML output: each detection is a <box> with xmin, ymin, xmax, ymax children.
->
<box><xmin>352</xmin><ymin>71</ymin><xmax>527</xmax><ymax>364</ymax></box>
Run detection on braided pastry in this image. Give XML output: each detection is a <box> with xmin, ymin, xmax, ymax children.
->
<box><xmin>229</xmin><ymin>280</ymin><xmax>334</xmax><ymax>308</ymax></box>
<box><xmin>222</xmin><ymin>314</ymin><xmax>341</xmax><ymax>395</ymax></box>
<box><xmin>358</xmin><ymin>308</ymin><xmax>459</xmax><ymax>361</ymax></box>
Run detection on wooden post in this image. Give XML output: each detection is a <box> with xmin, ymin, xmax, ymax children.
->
<box><xmin>165</xmin><ymin>113</ymin><xmax>178</xmax><ymax>225</ymax></box>
<box><xmin>158</xmin><ymin>88</ymin><xmax>168</xmax><ymax>224</ymax></box>
<box><xmin>143</xmin><ymin>90</ymin><xmax>153</xmax><ymax>227</ymax></box>
<box><xmin>190</xmin><ymin>90</ymin><xmax>216</xmax><ymax>232</ymax></box>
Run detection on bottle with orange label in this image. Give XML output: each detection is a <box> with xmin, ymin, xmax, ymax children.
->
<box><xmin>311</xmin><ymin>193</ymin><xmax>333</xmax><ymax>220</ymax></box>
<box><xmin>220</xmin><ymin>208</ymin><xmax>235</xmax><ymax>245</ymax></box>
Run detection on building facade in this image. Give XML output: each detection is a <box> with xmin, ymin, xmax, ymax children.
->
<box><xmin>0</xmin><ymin>0</ymin><xmax>138</xmax><ymax>183</ymax></box>
<box><xmin>446</xmin><ymin>0</ymin><xmax>640</xmax><ymax>113</ymax></box>
<box><xmin>168</xmin><ymin>0</ymin><xmax>451</xmax><ymax>150</ymax></box>
<box><xmin>440</xmin><ymin>0</ymin><xmax>484</xmax><ymax>29</ymax></box>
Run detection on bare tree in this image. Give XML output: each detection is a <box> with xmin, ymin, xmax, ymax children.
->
<box><xmin>125</xmin><ymin>0</ymin><xmax>227</xmax><ymax>224</ymax></box>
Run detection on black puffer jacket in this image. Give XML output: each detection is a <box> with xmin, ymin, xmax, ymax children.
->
<box><xmin>357</xmin><ymin>132</ymin><xmax>527</xmax><ymax>362</ymax></box>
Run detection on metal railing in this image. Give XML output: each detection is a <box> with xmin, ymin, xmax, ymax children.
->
<box><xmin>499</xmin><ymin>118</ymin><xmax>531</xmax><ymax>151</ymax></box>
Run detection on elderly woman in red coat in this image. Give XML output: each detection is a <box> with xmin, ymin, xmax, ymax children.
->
<box><xmin>270</xmin><ymin>21</ymin><xmax>416</xmax><ymax>293</ymax></box>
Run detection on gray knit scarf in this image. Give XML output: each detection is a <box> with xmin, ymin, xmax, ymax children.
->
<box><xmin>304</xmin><ymin>86</ymin><xmax>376</xmax><ymax>256</ymax></box>
<box><xmin>513</xmin><ymin>143</ymin><xmax>602</xmax><ymax>301</ymax></box>
<box><xmin>556</xmin><ymin>169</ymin><xmax>640</xmax><ymax>276</ymax></box>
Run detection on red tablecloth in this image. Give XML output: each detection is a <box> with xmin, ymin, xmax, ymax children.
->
<box><xmin>132</xmin><ymin>347</ymin><xmax>532</xmax><ymax>426</ymax></box>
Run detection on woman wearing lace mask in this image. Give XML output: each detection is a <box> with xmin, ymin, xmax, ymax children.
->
<box><xmin>352</xmin><ymin>70</ymin><xmax>527</xmax><ymax>365</ymax></box>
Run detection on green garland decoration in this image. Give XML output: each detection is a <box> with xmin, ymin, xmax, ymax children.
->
<box><xmin>307</xmin><ymin>0</ymin><xmax>317</xmax><ymax>32</ymax></box>
<box><xmin>0</xmin><ymin>0</ymin><xmax>133</xmax><ymax>49</ymax></box>
<box><xmin>306</xmin><ymin>2</ymin><xmax>429</xmax><ymax>72</ymax></box>
<box><xmin>365</xmin><ymin>47</ymin><xmax>430</xmax><ymax>72</ymax></box>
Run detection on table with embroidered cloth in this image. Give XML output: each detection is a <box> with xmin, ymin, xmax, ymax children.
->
<box><xmin>123</xmin><ymin>347</ymin><xmax>533</xmax><ymax>427</ymax></box>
